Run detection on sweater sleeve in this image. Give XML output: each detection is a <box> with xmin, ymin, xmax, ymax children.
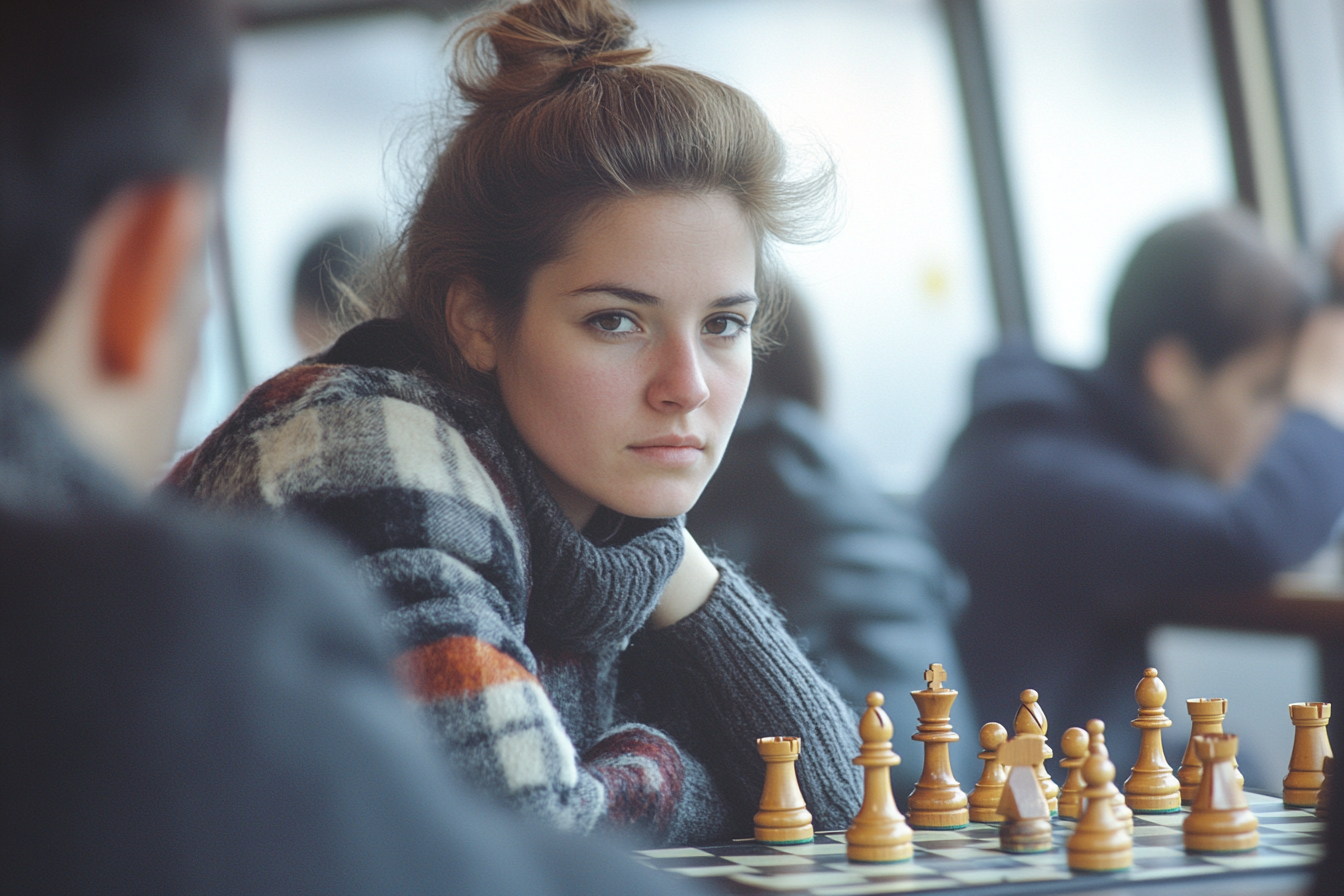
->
<box><xmin>618</xmin><ymin>563</ymin><xmax>863</xmax><ymax>836</ymax></box>
<box><xmin>927</xmin><ymin>409</ymin><xmax>1344</xmax><ymax>606</ymax></box>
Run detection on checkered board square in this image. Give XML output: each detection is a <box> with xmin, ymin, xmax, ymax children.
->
<box><xmin>634</xmin><ymin>792</ymin><xmax>1325</xmax><ymax>895</ymax></box>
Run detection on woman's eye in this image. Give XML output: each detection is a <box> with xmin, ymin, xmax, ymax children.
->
<box><xmin>704</xmin><ymin>315</ymin><xmax>748</xmax><ymax>337</ymax></box>
<box><xmin>590</xmin><ymin>313</ymin><xmax>636</xmax><ymax>334</ymax></box>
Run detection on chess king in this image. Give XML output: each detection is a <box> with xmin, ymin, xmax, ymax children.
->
<box><xmin>907</xmin><ymin>664</ymin><xmax>970</xmax><ymax>829</ymax></box>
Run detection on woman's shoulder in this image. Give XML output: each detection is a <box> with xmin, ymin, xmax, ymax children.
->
<box><xmin>166</xmin><ymin>322</ymin><xmax>515</xmax><ymax>505</ymax></box>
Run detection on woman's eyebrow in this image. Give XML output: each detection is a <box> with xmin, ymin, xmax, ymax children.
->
<box><xmin>566</xmin><ymin>284</ymin><xmax>759</xmax><ymax>308</ymax></box>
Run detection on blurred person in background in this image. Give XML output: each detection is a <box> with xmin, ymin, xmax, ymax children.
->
<box><xmin>292</xmin><ymin>219</ymin><xmax>382</xmax><ymax>354</ymax></box>
<box><xmin>687</xmin><ymin>284</ymin><xmax>978</xmax><ymax>797</ymax></box>
<box><xmin>1</xmin><ymin>3</ymin><xmax>700</xmax><ymax>893</ymax></box>
<box><xmin>923</xmin><ymin>207</ymin><xmax>1344</xmax><ymax>763</ymax></box>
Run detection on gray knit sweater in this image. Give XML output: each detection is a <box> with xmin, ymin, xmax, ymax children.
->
<box><xmin>168</xmin><ymin>320</ymin><xmax>862</xmax><ymax>845</ymax></box>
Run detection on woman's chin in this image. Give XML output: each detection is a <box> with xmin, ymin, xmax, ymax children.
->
<box><xmin>601</xmin><ymin>484</ymin><xmax>706</xmax><ymax>520</ymax></box>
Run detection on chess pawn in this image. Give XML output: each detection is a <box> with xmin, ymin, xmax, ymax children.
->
<box><xmin>1014</xmin><ymin>689</ymin><xmax>1059</xmax><ymax>815</ymax></box>
<box><xmin>995</xmin><ymin>734</ymin><xmax>1053</xmax><ymax>853</ymax></box>
<box><xmin>1056</xmin><ymin>727</ymin><xmax>1089</xmax><ymax>821</ymax></box>
<box><xmin>846</xmin><ymin>693</ymin><xmax>914</xmax><ymax>863</ymax></box>
<box><xmin>1318</xmin><ymin>755</ymin><xmax>1334</xmax><ymax>820</ymax></box>
<box><xmin>907</xmin><ymin>663</ymin><xmax>970</xmax><ymax>829</ymax></box>
<box><xmin>1124</xmin><ymin>668</ymin><xmax>1181</xmax><ymax>813</ymax></box>
<box><xmin>754</xmin><ymin>736</ymin><xmax>814</xmax><ymax>844</ymax></box>
<box><xmin>1177</xmin><ymin>698</ymin><xmax>1242</xmax><ymax>803</ymax></box>
<box><xmin>1066</xmin><ymin>733</ymin><xmax>1133</xmax><ymax>872</ymax></box>
<box><xmin>1184</xmin><ymin>733</ymin><xmax>1259</xmax><ymax>853</ymax></box>
<box><xmin>1086</xmin><ymin>719</ymin><xmax>1133</xmax><ymax>835</ymax></box>
<box><xmin>969</xmin><ymin>722</ymin><xmax>1008</xmax><ymax>823</ymax></box>
<box><xmin>1284</xmin><ymin>702</ymin><xmax>1333</xmax><ymax>808</ymax></box>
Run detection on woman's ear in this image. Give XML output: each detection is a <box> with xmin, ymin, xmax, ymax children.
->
<box><xmin>445</xmin><ymin>281</ymin><xmax>499</xmax><ymax>373</ymax></box>
<box><xmin>1143</xmin><ymin>336</ymin><xmax>1202</xmax><ymax>410</ymax></box>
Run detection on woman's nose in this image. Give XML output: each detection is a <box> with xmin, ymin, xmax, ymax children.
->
<box><xmin>646</xmin><ymin>334</ymin><xmax>710</xmax><ymax>413</ymax></box>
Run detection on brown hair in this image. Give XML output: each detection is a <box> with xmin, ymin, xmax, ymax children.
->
<box><xmin>365</xmin><ymin>0</ymin><xmax>832</xmax><ymax>398</ymax></box>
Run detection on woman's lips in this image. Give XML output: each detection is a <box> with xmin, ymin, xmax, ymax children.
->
<box><xmin>628</xmin><ymin>441</ymin><xmax>704</xmax><ymax>466</ymax></box>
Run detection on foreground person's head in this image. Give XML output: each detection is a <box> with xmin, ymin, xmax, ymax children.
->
<box><xmin>1</xmin><ymin>1</ymin><xmax>230</xmax><ymax>490</ymax></box>
<box><xmin>1105</xmin><ymin>208</ymin><xmax>1313</xmax><ymax>485</ymax></box>
<box><xmin>371</xmin><ymin>0</ymin><xmax>829</xmax><ymax>527</ymax></box>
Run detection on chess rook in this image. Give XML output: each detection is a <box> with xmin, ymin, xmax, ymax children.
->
<box><xmin>1184</xmin><ymin>734</ymin><xmax>1259</xmax><ymax>853</ymax></box>
<box><xmin>1056</xmin><ymin>726</ymin><xmax>1089</xmax><ymax>821</ymax></box>
<box><xmin>1318</xmin><ymin>755</ymin><xmax>1334</xmax><ymax>820</ymax></box>
<box><xmin>754</xmin><ymin>737</ymin><xmax>814</xmax><ymax>844</ymax></box>
<box><xmin>907</xmin><ymin>663</ymin><xmax>970</xmax><ymax>829</ymax></box>
<box><xmin>1284</xmin><ymin>702</ymin><xmax>1333</xmax><ymax>809</ymax></box>
<box><xmin>1178</xmin><ymin>698</ymin><xmax>1242</xmax><ymax>803</ymax></box>
<box><xmin>968</xmin><ymin>722</ymin><xmax>1008</xmax><ymax>823</ymax></box>
<box><xmin>995</xmin><ymin>734</ymin><xmax>1053</xmax><ymax>853</ymax></box>
<box><xmin>1066</xmin><ymin>727</ymin><xmax>1132</xmax><ymax>872</ymax></box>
<box><xmin>1124</xmin><ymin>668</ymin><xmax>1181</xmax><ymax>813</ymax></box>
<box><xmin>1086</xmin><ymin>719</ymin><xmax>1133</xmax><ymax>835</ymax></box>
<box><xmin>1013</xmin><ymin>689</ymin><xmax>1059</xmax><ymax>815</ymax></box>
<box><xmin>846</xmin><ymin>692</ymin><xmax>914</xmax><ymax>863</ymax></box>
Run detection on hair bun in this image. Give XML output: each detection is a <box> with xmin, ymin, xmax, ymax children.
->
<box><xmin>455</xmin><ymin>0</ymin><xmax>652</xmax><ymax>108</ymax></box>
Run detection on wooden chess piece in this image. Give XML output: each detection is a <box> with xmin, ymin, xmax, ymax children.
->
<box><xmin>995</xmin><ymin>734</ymin><xmax>1053</xmax><ymax>854</ymax></box>
<box><xmin>1066</xmin><ymin>730</ymin><xmax>1132</xmax><ymax>872</ymax></box>
<box><xmin>754</xmin><ymin>736</ymin><xmax>814</xmax><ymax>844</ymax></box>
<box><xmin>846</xmin><ymin>692</ymin><xmax>914</xmax><ymax>863</ymax></box>
<box><xmin>1177</xmin><ymin>698</ymin><xmax>1242</xmax><ymax>803</ymax></box>
<box><xmin>1284</xmin><ymin>702</ymin><xmax>1333</xmax><ymax>808</ymax></box>
<box><xmin>1056</xmin><ymin>727</ymin><xmax>1089</xmax><ymax>821</ymax></box>
<box><xmin>969</xmin><ymin>722</ymin><xmax>1008</xmax><ymax>823</ymax></box>
<box><xmin>1086</xmin><ymin>719</ymin><xmax>1133</xmax><ymax>835</ymax></box>
<box><xmin>1183</xmin><ymin>733</ymin><xmax>1259</xmax><ymax>853</ymax></box>
<box><xmin>1318</xmin><ymin>755</ymin><xmax>1334</xmax><ymax>820</ymax></box>
<box><xmin>1124</xmin><ymin>668</ymin><xmax>1181</xmax><ymax>813</ymax></box>
<box><xmin>907</xmin><ymin>663</ymin><xmax>970</xmax><ymax>829</ymax></box>
<box><xmin>1014</xmin><ymin>689</ymin><xmax>1059</xmax><ymax>815</ymax></box>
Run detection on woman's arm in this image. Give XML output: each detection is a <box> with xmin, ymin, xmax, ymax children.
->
<box><xmin>620</xmin><ymin>556</ymin><xmax>864</xmax><ymax>836</ymax></box>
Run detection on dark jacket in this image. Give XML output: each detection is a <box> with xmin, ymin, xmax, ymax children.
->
<box><xmin>688</xmin><ymin>394</ymin><xmax>977</xmax><ymax>797</ymax></box>
<box><xmin>0</xmin><ymin>359</ymin><xmax>697</xmax><ymax>895</ymax></box>
<box><xmin>922</xmin><ymin>341</ymin><xmax>1344</xmax><ymax>763</ymax></box>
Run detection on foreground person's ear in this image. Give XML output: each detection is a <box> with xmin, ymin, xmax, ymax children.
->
<box><xmin>96</xmin><ymin>178</ymin><xmax>210</xmax><ymax>380</ymax></box>
<box><xmin>445</xmin><ymin>280</ymin><xmax>500</xmax><ymax>373</ymax></box>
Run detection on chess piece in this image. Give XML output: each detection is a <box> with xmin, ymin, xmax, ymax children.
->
<box><xmin>907</xmin><ymin>663</ymin><xmax>970</xmax><ymax>829</ymax></box>
<box><xmin>1124</xmin><ymin>668</ymin><xmax>1181</xmax><ymax>813</ymax></box>
<box><xmin>1318</xmin><ymin>755</ymin><xmax>1334</xmax><ymax>820</ymax></box>
<box><xmin>1177</xmin><ymin>698</ymin><xmax>1242</xmax><ymax>803</ymax></box>
<box><xmin>1284</xmin><ymin>702</ymin><xmax>1333</xmax><ymax>808</ymax></box>
<box><xmin>1184</xmin><ymin>733</ymin><xmax>1259</xmax><ymax>853</ymax></box>
<box><xmin>968</xmin><ymin>722</ymin><xmax>1008</xmax><ymax>823</ymax></box>
<box><xmin>1056</xmin><ymin>727</ymin><xmax>1089</xmax><ymax>821</ymax></box>
<box><xmin>1086</xmin><ymin>719</ymin><xmax>1133</xmax><ymax>835</ymax></box>
<box><xmin>1014</xmin><ymin>689</ymin><xmax>1059</xmax><ymax>815</ymax></box>
<box><xmin>754</xmin><ymin>736</ymin><xmax>814</xmax><ymax>844</ymax></box>
<box><xmin>1066</xmin><ymin>730</ymin><xmax>1132</xmax><ymax>872</ymax></box>
<box><xmin>846</xmin><ymin>692</ymin><xmax>914</xmax><ymax>863</ymax></box>
<box><xmin>995</xmin><ymin>734</ymin><xmax>1052</xmax><ymax>853</ymax></box>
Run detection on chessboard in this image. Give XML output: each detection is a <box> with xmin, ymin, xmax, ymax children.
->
<box><xmin>634</xmin><ymin>791</ymin><xmax>1324</xmax><ymax>895</ymax></box>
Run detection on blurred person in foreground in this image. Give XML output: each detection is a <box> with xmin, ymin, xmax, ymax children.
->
<box><xmin>687</xmin><ymin>287</ymin><xmax>977</xmax><ymax>798</ymax></box>
<box><xmin>0</xmin><ymin>3</ymin><xmax>697</xmax><ymax>893</ymax></box>
<box><xmin>923</xmin><ymin>208</ymin><xmax>1344</xmax><ymax>764</ymax></box>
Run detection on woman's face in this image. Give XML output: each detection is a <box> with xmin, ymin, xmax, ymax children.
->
<box><xmin>1151</xmin><ymin>335</ymin><xmax>1293</xmax><ymax>485</ymax></box>
<box><xmin>493</xmin><ymin>192</ymin><xmax>757</xmax><ymax>527</ymax></box>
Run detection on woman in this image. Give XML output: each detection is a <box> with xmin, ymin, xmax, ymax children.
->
<box><xmin>922</xmin><ymin>208</ymin><xmax>1344</xmax><ymax>763</ymax></box>
<box><xmin>171</xmin><ymin>0</ymin><xmax>861</xmax><ymax>846</ymax></box>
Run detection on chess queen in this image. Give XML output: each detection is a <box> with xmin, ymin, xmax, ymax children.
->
<box><xmin>169</xmin><ymin>0</ymin><xmax>862</xmax><ymax>847</ymax></box>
